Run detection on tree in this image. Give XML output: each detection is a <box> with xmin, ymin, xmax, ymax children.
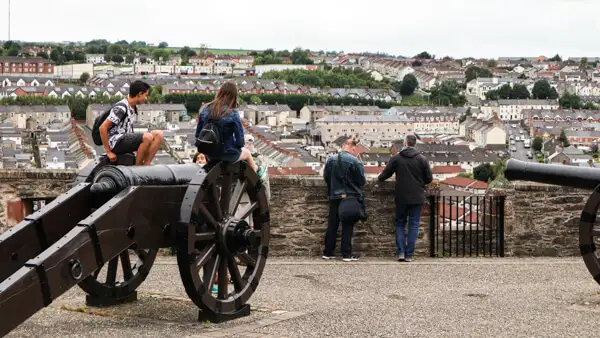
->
<box><xmin>37</xmin><ymin>51</ymin><xmax>49</xmax><ymax>60</ymax></box>
<box><xmin>249</xmin><ymin>95</ymin><xmax>262</xmax><ymax>104</ymax></box>
<box><xmin>111</xmin><ymin>55</ymin><xmax>124</xmax><ymax>64</ymax></box>
<box><xmin>290</xmin><ymin>47</ymin><xmax>313</xmax><ymax>65</ymax></box>
<box><xmin>399</xmin><ymin>74</ymin><xmax>418</xmax><ymax>96</ymax></box>
<box><xmin>411</xmin><ymin>60</ymin><xmax>423</xmax><ymax>67</ymax></box>
<box><xmin>548</xmin><ymin>54</ymin><xmax>562</xmax><ymax>62</ymax></box>
<box><xmin>531</xmin><ymin>80</ymin><xmax>558</xmax><ymax>99</ymax></box>
<box><xmin>487</xmin><ymin>59</ymin><xmax>497</xmax><ymax>68</ymax></box>
<box><xmin>559</xmin><ymin>129</ymin><xmax>570</xmax><ymax>147</ymax></box>
<box><xmin>474</xmin><ymin>164</ymin><xmax>494</xmax><ymax>182</ymax></box>
<box><xmin>79</xmin><ymin>72</ymin><xmax>90</xmax><ymax>85</ymax></box>
<box><xmin>73</xmin><ymin>51</ymin><xmax>86</xmax><ymax>62</ymax></box>
<box><xmin>414</xmin><ymin>51</ymin><xmax>432</xmax><ymax>59</ymax></box>
<box><xmin>465</xmin><ymin>66</ymin><xmax>492</xmax><ymax>82</ymax></box>
<box><xmin>511</xmin><ymin>84</ymin><xmax>531</xmax><ymax>99</ymax></box>
<box><xmin>559</xmin><ymin>92</ymin><xmax>582</xmax><ymax>109</ymax></box>
<box><xmin>532</xmin><ymin>136</ymin><xmax>543</xmax><ymax>152</ymax></box>
<box><xmin>152</xmin><ymin>49</ymin><xmax>171</xmax><ymax>63</ymax></box>
<box><xmin>429</xmin><ymin>81</ymin><xmax>467</xmax><ymax>106</ymax></box>
<box><xmin>158</xmin><ymin>42</ymin><xmax>169</xmax><ymax>48</ymax></box>
<box><xmin>6</xmin><ymin>47</ymin><xmax>20</xmax><ymax>56</ymax></box>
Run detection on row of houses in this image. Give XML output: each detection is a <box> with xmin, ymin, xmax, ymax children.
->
<box><xmin>163</xmin><ymin>80</ymin><xmax>402</xmax><ymax>102</ymax></box>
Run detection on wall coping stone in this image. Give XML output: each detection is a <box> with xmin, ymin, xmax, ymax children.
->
<box><xmin>0</xmin><ymin>169</ymin><xmax>77</xmax><ymax>182</ymax></box>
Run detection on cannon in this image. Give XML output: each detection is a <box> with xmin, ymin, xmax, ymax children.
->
<box><xmin>504</xmin><ymin>159</ymin><xmax>600</xmax><ymax>284</ymax></box>
<box><xmin>0</xmin><ymin>156</ymin><xmax>270</xmax><ymax>336</ymax></box>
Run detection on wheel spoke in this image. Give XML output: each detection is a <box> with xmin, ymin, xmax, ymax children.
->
<box><xmin>220</xmin><ymin>172</ymin><xmax>233</xmax><ymax>217</ymax></box>
<box><xmin>204</xmin><ymin>254</ymin><xmax>220</xmax><ymax>292</ymax></box>
<box><xmin>229</xmin><ymin>179</ymin><xmax>247</xmax><ymax>216</ymax></box>
<box><xmin>236</xmin><ymin>202</ymin><xmax>257</xmax><ymax>221</ymax></box>
<box><xmin>198</xmin><ymin>203</ymin><xmax>220</xmax><ymax>228</ymax></box>
<box><xmin>195</xmin><ymin>232</ymin><xmax>216</xmax><ymax>242</ymax></box>
<box><xmin>136</xmin><ymin>249</ymin><xmax>148</xmax><ymax>261</ymax></box>
<box><xmin>210</xmin><ymin>184</ymin><xmax>223</xmax><ymax>221</ymax></box>
<box><xmin>105</xmin><ymin>257</ymin><xmax>119</xmax><ymax>285</ymax></box>
<box><xmin>193</xmin><ymin>244</ymin><xmax>216</xmax><ymax>273</ymax></box>
<box><xmin>227</xmin><ymin>255</ymin><xmax>245</xmax><ymax>292</ymax></box>
<box><xmin>217</xmin><ymin>256</ymin><xmax>229</xmax><ymax>299</ymax></box>
<box><xmin>237</xmin><ymin>252</ymin><xmax>257</xmax><ymax>268</ymax></box>
<box><xmin>120</xmin><ymin>251</ymin><xmax>134</xmax><ymax>281</ymax></box>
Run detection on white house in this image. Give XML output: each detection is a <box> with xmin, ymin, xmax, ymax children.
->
<box><xmin>45</xmin><ymin>148</ymin><xmax>66</xmax><ymax>169</ymax></box>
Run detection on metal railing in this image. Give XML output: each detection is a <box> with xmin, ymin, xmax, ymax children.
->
<box><xmin>428</xmin><ymin>194</ymin><xmax>505</xmax><ymax>257</ymax></box>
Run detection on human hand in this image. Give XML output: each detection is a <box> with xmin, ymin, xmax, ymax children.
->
<box><xmin>107</xmin><ymin>151</ymin><xmax>117</xmax><ymax>163</ymax></box>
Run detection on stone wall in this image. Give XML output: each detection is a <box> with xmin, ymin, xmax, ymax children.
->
<box><xmin>268</xmin><ymin>176</ymin><xmax>591</xmax><ymax>258</ymax></box>
<box><xmin>0</xmin><ymin>168</ymin><xmax>591</xmax><ymax>258</ymax></box>
<box><xmin>0</xmin><ymin>169</ymin><xmax>76</xmax><ymax>229</ymax></box>
<box><xmin>268</xmin><ymin>176</ymin><xmax>431</xmax><ymax>257</ymax></box>
<box><xmin>499</xmin><ymin>183</ymin><xmax>588</xmax><ymax>257</ymax></box>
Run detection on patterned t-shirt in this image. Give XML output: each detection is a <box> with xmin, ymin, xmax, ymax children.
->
<box><xmin>106</xmin><ymin>99</ymin><xmax>135</xmax><ymax>150</ymax></box>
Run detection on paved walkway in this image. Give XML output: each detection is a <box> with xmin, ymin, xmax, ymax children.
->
<box><xmin>8</xmin><ymin>257</ymin><xmax>600</xmax><ymax>338</ymax></box>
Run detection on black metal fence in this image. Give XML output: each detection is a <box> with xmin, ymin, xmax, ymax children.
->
<box><xmin>428</xmin><ymin>194</ymin><xmax>505</xmax><ymax>258</ymax></box>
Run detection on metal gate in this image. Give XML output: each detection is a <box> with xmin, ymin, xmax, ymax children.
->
<box><xmin>428</xmin><ymin>194</ymin><xmax>505</xmax><ymax>257</ymax></box>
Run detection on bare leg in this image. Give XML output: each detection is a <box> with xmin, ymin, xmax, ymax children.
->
<box><xmin>135</xmin><ymin>133</ymin><xmax>154</xmax><ymax>166</ymax></box>
<box><xmin>239</xmin><ymin>147</ymin><xmax>258</xmax><ymax>172</ymax></box>
<box><xmin>143</xmin><ymin>130</ymin><xmax>164</xmax><ymax>166</ymax></box>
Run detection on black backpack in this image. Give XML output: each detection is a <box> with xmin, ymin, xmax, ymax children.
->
<box><xmin>91</xmin><ymin>102</ymin><xmax>127</xmax><ymax>146</ymax></box>
<box><xmin>195</xmin><ymin>118</ymin><xmax>223</xmax><ymax>156</ymax></box>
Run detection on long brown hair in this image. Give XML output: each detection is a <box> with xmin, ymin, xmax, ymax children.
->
<box><xmin>206</xmin><ymin>82</ymin><xmax>239</xmax><ymax>119</ymax></box>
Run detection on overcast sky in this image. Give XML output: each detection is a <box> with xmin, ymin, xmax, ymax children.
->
<box><xmin>0</xmin><ymin>0</ymin><xmax>597</xmax><ymax>59</ymax></box>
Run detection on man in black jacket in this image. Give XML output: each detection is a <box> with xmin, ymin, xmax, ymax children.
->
<box><xmin>378</xmin><ymin>134</ymin><xmax>433</xmax><ymax>262</ymax></box>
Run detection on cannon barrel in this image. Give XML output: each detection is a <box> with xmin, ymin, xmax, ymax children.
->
<box><xmin>90</xmin><ymin>163</ymin><xmax>202</xmax><ymax>194</ymax></box>
<box><xmin>504</xmin><ymin>159</ymin><xmax>600</xmax><ymax>191</ymax></box>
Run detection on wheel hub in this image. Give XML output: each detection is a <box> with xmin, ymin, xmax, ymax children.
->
<box><xmin>223</xmin><ymin>219</ymin><xmax>256</xmax><ymax>254</ymax></box>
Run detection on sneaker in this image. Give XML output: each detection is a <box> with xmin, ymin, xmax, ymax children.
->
<box><xmin>405</xmin><ymin>257</ymin><xmax>413</xmax><ymax>262</ymax></box>
<box><xmin>322</xmin><ymin>255</ymin><xmax>334</xmax><ymax>260</ymax></box>
<box><xmin>397</xmin><ymin>254</ymin><xmax>405</xmax><ymax>261</ymax></box>
<box><xmin>342</xmin><ymin>255</ymin><xmax>360</xmax><ymax>262</ymax></box>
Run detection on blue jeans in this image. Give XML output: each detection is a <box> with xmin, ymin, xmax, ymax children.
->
<box><xmin>395</xmin><ymin>202</ymin><xmax>423</xmax><ymax>258</ymax></box>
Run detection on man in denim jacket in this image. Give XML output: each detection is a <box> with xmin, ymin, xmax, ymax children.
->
<box><xmin>322</xmin><ymin>137</ymin><xmax>366</xmax><ymax>262</ymax></box>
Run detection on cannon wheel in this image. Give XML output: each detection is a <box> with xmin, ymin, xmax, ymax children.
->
<box><xmin>78</xmin><ymin>248</ymin><xmax>158</xmax><ymax>306</ymax></box>
<box><xmin>76</xmin><ymin>154</ymin><xmax>159</xmax><ymax>306</ymax></box>
<box><xmin>579</xmin><ymin>186</ymin><xmax>600</xmax><ymax>285</ymax></box>
<box><xmin>177</xmin><ymin>161</ymin><xmax>270</xmax><ymax>321</ymax></box>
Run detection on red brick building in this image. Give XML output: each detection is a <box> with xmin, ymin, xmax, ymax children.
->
<box><xmin>0</xmin><ymin>57</ymin><xmax>54</xmax><ymax>75</ymax></box>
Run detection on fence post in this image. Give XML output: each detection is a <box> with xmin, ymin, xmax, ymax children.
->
<box><xmin>429</xmin><ymin>194</ymin><xmax>436</xmax><ymax>258</ymax></box>
<box><xmin>498</xmin><ymin>195</ymin><xmax>506</xmax><ymax>257</ymax></box>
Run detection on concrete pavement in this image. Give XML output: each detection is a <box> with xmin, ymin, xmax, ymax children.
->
<box><xmin>7</xmin><ymin>257</ymin><xmax>600</xmax><ymax>338</ymax></box>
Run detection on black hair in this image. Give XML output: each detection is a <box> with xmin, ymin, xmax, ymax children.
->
<box><xmin>129</xmin><ymin>80</ymin><xmax>151</xmax><ymax>98</ymax></box>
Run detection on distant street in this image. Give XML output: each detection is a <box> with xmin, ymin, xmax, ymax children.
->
<box><xmin>506</xmin><ymin>122</ymin><xmax>534</xmax><ymax>162</ymax></box>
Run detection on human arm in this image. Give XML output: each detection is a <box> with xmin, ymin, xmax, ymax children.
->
<box><xmin>194</xmin><ymin>111</ymin><xmax>205</xmax><ymax>139</ymax></box>
<box><xmin>352</xmin><ymin>160</ymin><xmax>366</xmax><ymax>187</ymax></box>
<box><xmin>377</xmin><ymin>156</ymin><xmax>396</xmax><ymax>181</ymax></box>
<box><xmin>233</xmin><ymin>112</ymin><xmax>245</xmax><ymax>148</ymax></box>
<box><xmin>421</xmin><ymin>155</ymin><xmax>433</xmax><ymax>185</ymax></box>
<box><xmin>323</xmin><ymin>157</ymin><xmax>331</xmax><ymax>185</ymax></box>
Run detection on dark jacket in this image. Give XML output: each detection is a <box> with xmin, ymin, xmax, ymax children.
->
<box><xmin>323</xmin><ymin>151</ymin><xmax>366</xmax><ymax>200</ymax></box>
<box><xmin>195</xmin><ymin>104</ymin><xmax>245</xmax><ymax>161</ymax></box>
<box><xmin>378</xmin><ymin>147</ymin><xmax>433</xmax><ymax>204</ymax></box>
